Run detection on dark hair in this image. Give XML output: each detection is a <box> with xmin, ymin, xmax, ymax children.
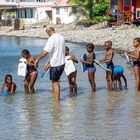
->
<box><xmin>134</xmin><ymin>38</ymin><xmax>140</xmax><ymax>43</ymax></box>
<box><xmin>22</xmin><ymin>49</ymin><xmax>30</xmax><ymax>55</ymax></box>
<box><xmin>86</xmin><ymin>43</ymin><xmax>94</xmax><ymax>50</ymax></box>
<box><xmin>105</xmin><ymin>41</ymin><xmax>112</xmax><ymax>46</ymax></box>
<box><xmin>5</xmin><ymin>74</ymin><xmax>12</xmax><ymax>83</ymax></box>
<box><xmin>65</xmin><ymin>46</ymin><xmax>69</xmax><ymax>51</ymax></box>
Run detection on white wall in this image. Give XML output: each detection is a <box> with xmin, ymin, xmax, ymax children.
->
<box><xmin>18</xmin><ymin>6</ymin><xmax>76</xmax><ymax>25</ymax></box>
<box><xmin>22</xmin><ymin>18</ymin><xmax>37</xmax><ymax>26</ymax></box>
<box><xmin>35</xmin><ymin>7</ymin><xmax>52</xmax><ymax>22</ymax></box>
<box><xmin>52</xmin><ymin>6</ymin><xmax>76</xmax><ymax>24</ymax></box>
<box><xmin>19</xmin><ymin>7</ymin><xmax>52</xmax><ymax>26</ymax></box>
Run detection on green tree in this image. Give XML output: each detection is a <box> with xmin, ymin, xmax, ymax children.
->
<box><xmin>92</xmin><ymin>2</ymin><xmax>109</xmax><ymax>17</ymax></box>
<box><xmin>71</xmin><ymin>0</ymin><xmax>94</xmax><ymax>20</ymax></box>
<box><xmin>71</xmin><ymin>0</ymin><xmax>110</xmax><ymax>26</ymax></box>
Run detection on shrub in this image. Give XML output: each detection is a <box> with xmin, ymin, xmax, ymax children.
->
<box><xmin>92</xmin><ymin>2</ymin><xmax>109</xmax><ymax>17</ymax></box>
<box><xmin>76</xmin><ymin>19</ymin><xmax>98</xmax><ymax>27</ymax></box>
<box><xmin>93</xmin><ymin>16</ymin><xmax>111</xmax><ymax>22</ymax></box>
<box><xmin>76</xmin><ymin>16</ymin><xmax>111</xmax><ymax>27</ymax></box>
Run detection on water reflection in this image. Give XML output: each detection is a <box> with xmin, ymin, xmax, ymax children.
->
<box><xmin>0</xmin><ymin>36</ymin><xmax>140</xmax><ymax>139</ymax></box>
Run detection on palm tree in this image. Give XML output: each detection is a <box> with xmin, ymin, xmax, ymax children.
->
<box><xmin>71</xmin><ymin>0</ymin><xmax>109</xmax><ymax>19</ymax></box>
<box><xmin>71</xmin><ymin>0</ymin><xmax>94</xmax><ymax>20</ymax></box>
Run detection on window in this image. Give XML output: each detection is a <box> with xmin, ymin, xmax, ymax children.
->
<box><xmin>124</xmin><ymin>0</ymin><xmax>130</xmax><ymax>7</ymax></box>
<box><xmin>56</xmin><ymin>8</ymin><xmax>60</xmax><ymax>15</ymax></box>
<box><xmin>72</xmin><ymin>7</ymin><xmax>77</xmax><ymax>14</ymax></box>
<box><xmin>64</xmin><ymin>7</ymin><xmax>68</xmax><ymax>13</ymax></box>
<box><xmin>137</xmin><ymin>11</ymin><xmax>140</xmax><ymax>18</ymax></box>
<box><xmin>111</xmin><ymin>0</ymin><xmax>117</xmax><ymax>5</ymax></box>
<box><xmin>26</xmin><ymin>9</ymin><xmax>34</xmax><ymax>18</ymax></box>
<box><xmin>17</xmin><ymin>9</ymin><xmax>34</xmax><ymax>18</ymax></box>
<box><xmin>21</xmin><ymin>9</ymin><xmax>26</xmax><ymax>18</ymax></box>
<box><xmin>114</xmin><ymin>0</ymin><xmax>117</xmax><ymax>5</ymax></box>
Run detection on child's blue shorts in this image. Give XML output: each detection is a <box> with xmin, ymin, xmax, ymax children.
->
<box><xmin>113</xmin><ymin>66</ymin><xmax>124</xmax><ymax>76</ymax></box>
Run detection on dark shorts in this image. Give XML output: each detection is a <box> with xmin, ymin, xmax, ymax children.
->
<box><xmin>106</xmin><ymin>62</ymin><xmax>114</xmax><ymax>80</ymax></box>
<box><xmin>68</xmin><ymin>71</ymin><xmax>77</xmax><ymax>80</ymax></box>
<box><xmin>133</xmin><ymin>61</ymin><xmax>140</xmax><ymax>67</ymax></box>
<box><xmin>50</xmin><ymin>64</ymin><xmax>65</xmax><ymax>81</ymax></box>
<box><xmin>107</xmin><ymin>62</ymin><xmax>114</xmax><ymax>70</ymax></box>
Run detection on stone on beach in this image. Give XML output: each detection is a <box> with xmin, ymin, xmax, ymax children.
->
<box><xmin>0</xmin><ymin>23</ymin><xmax>139</xmax><ymax>51</ymax></box>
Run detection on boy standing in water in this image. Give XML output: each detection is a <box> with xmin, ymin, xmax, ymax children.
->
<box><xmin>65</xmin><ymin>46</ymin><xmax>78</xmax><ymax>95</ymax></box>
<box><xmin>22</xmin><ymin>49</ymin><xmax>38</xmax><ymax>94</ymax></box>
<box><xmin>100</xmin><ymin>41</ymin><xmax>114</xmax><ymax>91</ymax></box>
<box><xmin>127</xmin><ymin>38</ymin><xmax>140</xmax><ymax>91</ymax></box>
<box><xmin>81</xmin><ymin>43</ymin><xmax>96</xmax><ymax>92</ymax></box>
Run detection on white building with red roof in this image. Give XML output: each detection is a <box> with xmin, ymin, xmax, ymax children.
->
<box><xmin>0</xmin><ymin>0</ymin><xmax>76</xmax><ymax>27</ymax></box>
<box><xmin>52</xmin><ymin>0</ymin><xmax>76</xmax><ymax>24</ymax></box>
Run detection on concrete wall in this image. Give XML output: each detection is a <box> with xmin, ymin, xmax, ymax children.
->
<box><xmin>17</xmin><ymin>7</ymin><xmax>52</xmax><ymax>26</ymax></box>
<box><xmin>52</xmin><ymin>6</ymin><xmax>75</xmax><ymax>24</ymax></box>
<box><xmin>23</xmin><ymin>6</ymin><xmax>76</xmax><ymax>25</ymax></box>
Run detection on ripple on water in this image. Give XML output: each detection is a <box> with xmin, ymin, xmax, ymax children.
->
<box><xmin>0</xmin><ymin>36</ymin><xmax>140</xmax><ymax>140</ymax></box>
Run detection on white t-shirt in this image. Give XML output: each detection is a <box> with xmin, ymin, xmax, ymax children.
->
<box><xmin>43</xmin><ymin>33</ymin><xmax>65</xmax><ymax>67</ymax></box>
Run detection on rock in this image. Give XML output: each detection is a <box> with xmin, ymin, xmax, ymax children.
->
<box><xmin>0</xmin><ymin>23</ymin><xmax>140</xmax><ymax>52</ymax></box>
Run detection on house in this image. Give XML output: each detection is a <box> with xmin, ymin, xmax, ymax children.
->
<box><xmin>110</xmin><ymin>0</ymin><xmax>140</xmax><ymax>22</ymax></box>
<box><xmin>16</xmin><ymin>0</ymin><xmax>76</xmax><ymax>25</ymax></box>
<box><xmin>16</xmin><ymin>2</ymin><xmax>54</xmax><ymax>26</ymax></box>
<box><xmin>51</xmin><ymin>0</ymin><xmax>76</xmax><ymax>24</ymax></box>
<box><xmin>0</xmin><ymin>0</ymin><xmax>76</xmax><ymax>27</ymax></box>
<box><xmin>0</xmin><ymin>0</ymin><xmax>17</xmax><ymax>25</ymax></box>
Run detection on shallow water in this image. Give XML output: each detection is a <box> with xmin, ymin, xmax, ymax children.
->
<box><xmin>0</xmin><ymin>36</ymin><xmax>139</xmax><ymax>140</ymax></box>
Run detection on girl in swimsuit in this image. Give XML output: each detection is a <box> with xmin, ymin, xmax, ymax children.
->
<box><xmin>127</xmin><ymin>38</ymin><xmax>140</xmax><ymax>91</ymax></box>
<box><xmin>81</xmin><ymin>43</ymin><xmax>96</xmax><ymax>92</ymax></box>
<box><xmin>22</xmin><ymin>49</ymin><xmax>38</xmax><ymax>94</ymax></box>
<box><xmin>0</xmin><ymin>74</ymin><xmax>16</xmax><ymax>94</ymax></box>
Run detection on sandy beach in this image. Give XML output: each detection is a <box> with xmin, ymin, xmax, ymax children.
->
<box><xmin>0</xmin><ymin>23</ymin><xmax>140</xmax><ymax>51</ymax></box>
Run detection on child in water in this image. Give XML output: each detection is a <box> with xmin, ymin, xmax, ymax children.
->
<box><xmin>65</xmin><ymin>46</ymin><xmax>78</xmax><ymax>95</ymax></box>
<box><xmin>42</xmin><ymin>46</ymin><xmax>78</xmax><ymax>95</ymax></box>
<box><xmin>127</xmin><ymin>38</ymin><xmax>140</xmax><ymax>91</ymax></box>
<box><xmin>21</xmin><ymin>49</ymin><xmax>38</xmax><ymax>94</ymax></box>
<box><xmin>113</xmin><ymin>66</ymin><xmax>127</xmax><ymax>91</ymax></box>
<box><xmin>99</xmin><ymin>41</ymin><xmax>114</xmax><ymax>91</ymax></box>
<box><xmin>0</xmin><ymin>74</ymin><xmax>16</xmax><ymax>94</ymax></box>
<box><xmin>81</xmin><ymin>43</ymin><xmax>96</xmax><ymax>92</ymax></box>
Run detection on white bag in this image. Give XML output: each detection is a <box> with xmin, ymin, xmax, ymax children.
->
<box><xmin>17</xmin><ymin>58</ymin><xmax>27</xmax><ymax>77</ymax></box>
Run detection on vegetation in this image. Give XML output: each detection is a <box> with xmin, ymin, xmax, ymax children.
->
<box><xmin>5</xmin><ymin>11</ymin><xmax>16</xmax><ymax>19</ymax></box>
<box><xmin>71</xmin><ymin>0</ymin><xmax>111</xmax><ymax>26</ymax></box>
<box><xmin>71</xmin><ymin>0</ymin><xmax>94</xmax><ymax>20</ymax></box>
<box><xmin>92</xmin><ymin>2</ymin><xmax>109</xmax><ymax>17</ymax></box>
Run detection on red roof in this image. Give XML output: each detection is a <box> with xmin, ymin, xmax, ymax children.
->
<box><xmin>56</xmin><ymin>0</ymin><xmax>70</xmax><ymax>6</ymax></box>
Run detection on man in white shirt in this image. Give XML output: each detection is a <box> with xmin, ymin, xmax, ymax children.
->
<box><xmin>35</xmin><ymin>26</ymin><xmax>65</xmax><ymax>101</ymax></box>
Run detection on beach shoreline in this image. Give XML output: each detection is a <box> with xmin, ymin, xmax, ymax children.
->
<box><xmin>0</xmin><ymin>23</ymin><xmax>140</xmax><ymax>51</ymax></box>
